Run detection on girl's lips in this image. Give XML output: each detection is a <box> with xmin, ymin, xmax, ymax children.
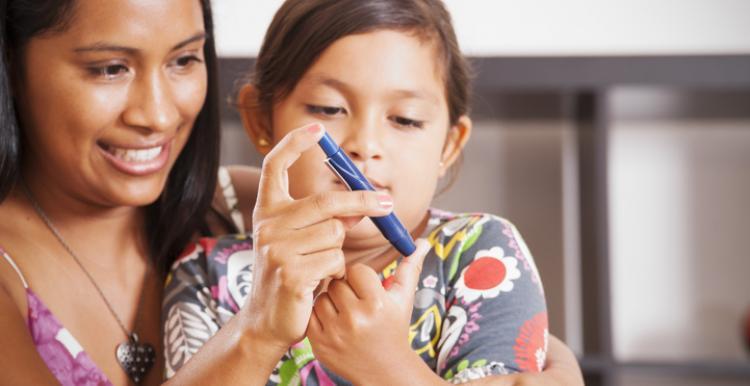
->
<box><xmin>98</xmin><ymin>141</ymin><xmax>172</xmax><ymax>176</ymax></box>
<box><xmin>333</xmin><ymin>179</ymin><xmax>390</xmax><ymax>193</ymax></box>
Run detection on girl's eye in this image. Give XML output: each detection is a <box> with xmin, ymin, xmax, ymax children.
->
<box><xmin>88</xmin><ymin>64</ymin><xmax>130</xmax><ymax>80</ymax></box>
<box><xmin>390</xmin><ymin>116</ymin><xmax>424</xmax><ymax>129</ymax></box>
<box><xmin>306</xmin><ymin>104</ymin><xmax>347</xmax><ymax>117</ymax></box>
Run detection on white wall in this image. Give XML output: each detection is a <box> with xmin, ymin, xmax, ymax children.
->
<box><xmin>213</xmin><ymin>0</ymin><xmax>750</xmax><ymax>57</ymax></box>
<box><xmin>608</xmin><ymin>88</ymin><xmax>750</xmax><ymax>361</ymax></box>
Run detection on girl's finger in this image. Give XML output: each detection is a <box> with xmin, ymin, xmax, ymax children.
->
<box><xmin>327</xmin><ymin>279</ymin><xmax>360</xmax><ymax>311</ymax></box>
<box><xmin>386</xmin><ymin>239</ymin><xmax>430</xmax><ymax>306</ymax></box>
<box><xmin>314</xmin><ymin>292</ymin><xmax>339</xmax><ymax>317</ymax></box>
<box><xmin>344</xmin><ymin>264</ymin><xmax>384</xmax><ymax>301</ymax></box>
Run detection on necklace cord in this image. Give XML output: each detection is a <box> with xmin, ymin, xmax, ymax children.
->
<box><xmin>20</xmin><ymin>179</ymin><xmax>151</xmax><ymax>341</ymax></box>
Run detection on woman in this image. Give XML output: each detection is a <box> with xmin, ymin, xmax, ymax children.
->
<box><xmin>0</xmin><ymin>1</ymin><xmax>581</xmax><ymax>385</ymax></box>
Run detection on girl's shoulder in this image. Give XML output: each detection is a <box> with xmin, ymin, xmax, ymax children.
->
<box><xmin>425</xmin><ymin>208</ymin><xmax>527</xmax><ymax>258</ymax></box>
<box><xmin>422</xmin><ymin>208</ymin><xmax>540</xmax><ymax>290</ymax></box>
<box><xmin>163</xmin><ymin>234</ymin><xmax>255</xmax><ymax>333</ymax></box>
<box><xmin>165</xmin><ymin>235</ymin><xmax>254</xmax><ymax>304</ymax></box>
<box><xmin>168</xmin><ymin>234</ymin><xmax>254</xmax><ymax>274</ymax></box>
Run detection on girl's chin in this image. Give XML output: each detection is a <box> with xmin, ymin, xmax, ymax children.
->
<box><xmin>346</xmin><ymin>217</ymin><xmax>379</xmax><ymax>236</ymax></box>
<box><xmin>344</xmin><ymin>218</ymin><xmax>390</xmax><ymax>245</ymax></box>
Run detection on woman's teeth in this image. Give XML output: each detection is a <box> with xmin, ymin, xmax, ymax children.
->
<box><xmin>110</xmin><ymin>146</ymin><xmax>163</xmax><ymax>162</ymax></box>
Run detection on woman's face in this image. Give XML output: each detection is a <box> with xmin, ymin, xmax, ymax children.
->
<box><xmin>16</xmin><ymin>0</ymin><xmax>207</xmax><ymax>208</ymax></box>
<box><xmin>266</xmin><ymin>30</ymin><xmax>469</xmax><ymax>253</ymax></box>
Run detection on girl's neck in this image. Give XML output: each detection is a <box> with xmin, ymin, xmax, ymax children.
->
<box><xmin>344</xmin><ymin>211</ymin><xmax>430</xmax><ymax>273</ymax></box>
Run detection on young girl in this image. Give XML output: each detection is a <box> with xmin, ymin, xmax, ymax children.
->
<box><xmin>163</xmin><ymin>0</ymin><xmax>554</xmax><ymax>384</ymax></box>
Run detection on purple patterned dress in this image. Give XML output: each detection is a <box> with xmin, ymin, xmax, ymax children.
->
<box><xmin>2</xmin><ymin>248</ymin><xmax>112</xmax><ymax>386</ymax></box>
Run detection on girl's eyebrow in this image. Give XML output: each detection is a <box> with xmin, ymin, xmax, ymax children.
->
<box><xmin>304</xmin><ymin>74</ymin><xmax>352</xmax><ymax>95</ymax></box>
<box><xmin>304</xmin><ymin>73</ymin><xmax>439</xmax><ymax>103</ymax></box>
<box><xmin>73</xmin><ymin>32</ymin><xmax>208</xmax><ymax>54</ymax></box>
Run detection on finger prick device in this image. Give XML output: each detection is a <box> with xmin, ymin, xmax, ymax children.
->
<box><xmin>318</xmin><ymin>132</ymin><xmax>417</xmax><ymax>256</ymax></box>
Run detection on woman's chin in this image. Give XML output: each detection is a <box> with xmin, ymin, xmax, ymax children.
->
<box><xmin>101</xmin><ymin>180</ymin><xmax>166</xmax><ymax>208</ymax></box>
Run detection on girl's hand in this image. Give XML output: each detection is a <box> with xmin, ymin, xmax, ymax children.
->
<box><xmin>241</xmin><ymin>123</ymin><xmax>394</xmax><ymax>352</ymax></box>
<box><xmin>307</xmin><ymin>239</ymin><xmax>431</xmax><ymax>383</ymax></box>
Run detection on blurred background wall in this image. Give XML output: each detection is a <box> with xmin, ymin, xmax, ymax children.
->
<box><xmin>211</xmin><ymin>2</ymin><xmax>750</xmax><ymax>385</ymax></box>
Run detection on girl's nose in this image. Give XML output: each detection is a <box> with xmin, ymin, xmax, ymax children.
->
<box><xmin>122</xmin><ymin>71</ymin><xmax>180</xmax><ymax>134</ymax></box>
<box><xmin>339</xmin><ymin>122</ymin><xmax>383</xmax><ymax>162</ymax></box>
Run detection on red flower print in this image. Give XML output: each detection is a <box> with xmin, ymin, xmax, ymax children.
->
<box><xmin>514</xmin><ymin>312</ymin><xmax>548</xmax><ymax>372</ymax></box>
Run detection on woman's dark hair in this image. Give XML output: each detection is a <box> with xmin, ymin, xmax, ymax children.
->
<box><xmin>249</xmin><ymin>0</ymin><xmax>471</xmax><ymax>127</ymax></box>
<box><xmin>0</xmin><ymin>0</ymin><xmax>221</xmax><ymax>275</ymax></box>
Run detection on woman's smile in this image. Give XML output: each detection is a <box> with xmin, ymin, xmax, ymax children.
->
<box><xmin>97</xmin><ymin>139</ymin><xmax>173</xmax><ymax>176</ymax></box>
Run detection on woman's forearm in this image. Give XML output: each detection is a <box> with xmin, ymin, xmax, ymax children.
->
<box><xmin>163</xmin><ymin>313</ymin><xmax>286</xmax><ymax>386</ymax></box>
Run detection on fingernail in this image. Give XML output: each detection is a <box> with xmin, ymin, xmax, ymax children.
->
<box><xmin>306</xmin><ymin>123</ymin><xmax>322</xmax><ymax>134</ymax></box>
<box><xmin>377</xmin><ymin>194</ymin><xmax>393</xmax><ymax>209</ymax></box>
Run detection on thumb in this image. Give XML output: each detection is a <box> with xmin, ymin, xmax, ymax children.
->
<box><xmin>386</xmin><ymin>238</ymin><xmax>430</xmax><ymax>307</ymax></box>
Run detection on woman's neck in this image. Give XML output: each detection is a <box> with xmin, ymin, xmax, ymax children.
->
<box><xmin>16</xmin><ymin>172</ymin><xmax>148</xmax><ymax>268</ymax></box>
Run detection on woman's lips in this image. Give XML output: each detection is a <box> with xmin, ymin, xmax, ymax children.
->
<box><xmin>98</xmin><ymin>141</ymin><xmax>171</xmax><ymax>176</ymax></box>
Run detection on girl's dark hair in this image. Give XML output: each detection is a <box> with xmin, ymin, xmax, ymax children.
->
<box><xmin>249</xmin><ymin>0</ymin><xmax>471</xmax><ymax>127</ymax></box>
<box><xmin>0</xmin><ymin>0</ymin><xmax>221</xmax><ymax>275</ymax></box>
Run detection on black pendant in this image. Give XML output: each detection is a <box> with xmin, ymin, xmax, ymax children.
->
<box><xmin>116</xmin><ymin>333</ymin><xmax>156</xmax><ymax>385</ymax></box>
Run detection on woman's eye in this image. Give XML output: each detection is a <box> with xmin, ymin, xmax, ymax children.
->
<box><xmin>174</xmin><ymin>55</ymin><xmax>203</xmax><ymax>69</ymax></box>
<box><xmin>306</xmin><ymin>104</ymin><xmax>346</xmax><ymax>117</ymax></box>
<box><xmin>88</xmin><ymin>64</ymin><xmax>129</xmax><ymax>80</ymax></box>
<box><xmin>391</xmin><ymin>116</ymin><xmax>424</xmax><ymax>129</ymax></box>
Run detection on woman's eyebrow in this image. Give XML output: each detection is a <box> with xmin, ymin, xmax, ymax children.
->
<box><xmin>73</xmin><ymin>32</ymin><xmax>208</xmax><ymax>54</ymax></box>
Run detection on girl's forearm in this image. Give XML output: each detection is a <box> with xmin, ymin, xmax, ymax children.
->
<box><xmin>355</xmin><ymin>339</ymin><xmax>583</xmax><ymax>386</ymax></box>
<box><xmin>163</xmin><ymin>313</ymin><xmax>287</xmax><ymax>386</ymax></box>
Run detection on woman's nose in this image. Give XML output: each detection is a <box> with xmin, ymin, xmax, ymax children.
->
<box><xmin>122</xmin><ymin>71</ymin><xmax>180</xmax><ymax>133</ymax></box>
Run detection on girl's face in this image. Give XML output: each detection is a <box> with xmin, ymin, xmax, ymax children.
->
<box><xmin>16</xmin><ymin>0</ymin><xmax>207</xmax><ymax>208</ymax></box>
<box><xmin>247</xmin><ymin>30</ymin><xmax>470</xmax><ymax>254</ymax></box>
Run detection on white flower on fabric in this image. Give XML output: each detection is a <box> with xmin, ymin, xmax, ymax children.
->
<box><xmin>227</xmin><ymin>249</ymin><xmax>254</xmax><ymax>308</ymax></box>
<box><xmin>454</xmin><ymin>247</ymin><xmax>521</xmax><ymax>303</ymax></box>
<box><xmin>422</xmin><ymin>275</ymin><xmax>438</xmax><ymax>289</ymax></box>
<box><xmin>449</xmin><ymin>362</ymin><xmax>508</xmax><ymax>384</ymax></box>
<box><xmin>437</xmin><ymin>306</ymin><xmax>468</xmax><ymax>372</ymax></box>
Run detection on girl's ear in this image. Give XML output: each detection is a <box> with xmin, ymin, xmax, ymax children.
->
<box><xmin>237</xmin><ymin>84</ymin><xmax>273</xmax><ymax>155</ymax></box>
<box><xmin>439</xmin><ymin>115</ymin><xmax>472</xmax><ymax>177</ymax></box>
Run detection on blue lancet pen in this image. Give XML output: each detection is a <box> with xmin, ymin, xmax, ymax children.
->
<box><xmin>318</xmin><ymin>132</ymin><xmax>417</xmax><ymax>256</ymax></box>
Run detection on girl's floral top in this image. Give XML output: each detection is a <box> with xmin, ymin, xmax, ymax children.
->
<box><xmin>162</xmin><ymin>209</ymin><xmax>548</xmax><ymax>385</ymax></box>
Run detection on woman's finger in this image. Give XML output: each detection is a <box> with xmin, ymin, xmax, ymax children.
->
<box><xmin>266</xmin><ymin>218</ymin><xmax>346</xmax><ymax>255</ymax></box>
<box><xmin>256</xmin><ymin>122</ymin><xmax>325</xmax><ymax>208</ymax></box>
<box><xmin>283</xmin><ymin>190</ymin><xmax>392</xmax><ymax>229</ymax></box>
<box><xmin>294</xmin><ymin>248</ymin><xmax>347</xmax><ymax>283</ymax></box>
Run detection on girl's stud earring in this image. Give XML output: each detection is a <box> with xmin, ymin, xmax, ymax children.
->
<box><xmin>258</xmin><ymin>138</ymin><xmax>270</xmax><ymax>147</ymax></box>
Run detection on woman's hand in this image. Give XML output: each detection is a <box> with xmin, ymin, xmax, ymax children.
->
<box><xmin>307</xmin><ymin>239</ymin><xmax>430</xmax><ymax>383</ymax></box>
<box><xmin>241</xmin><ymin>123</ymin><xmax>394</xmax><ymax>353</ymax></box>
